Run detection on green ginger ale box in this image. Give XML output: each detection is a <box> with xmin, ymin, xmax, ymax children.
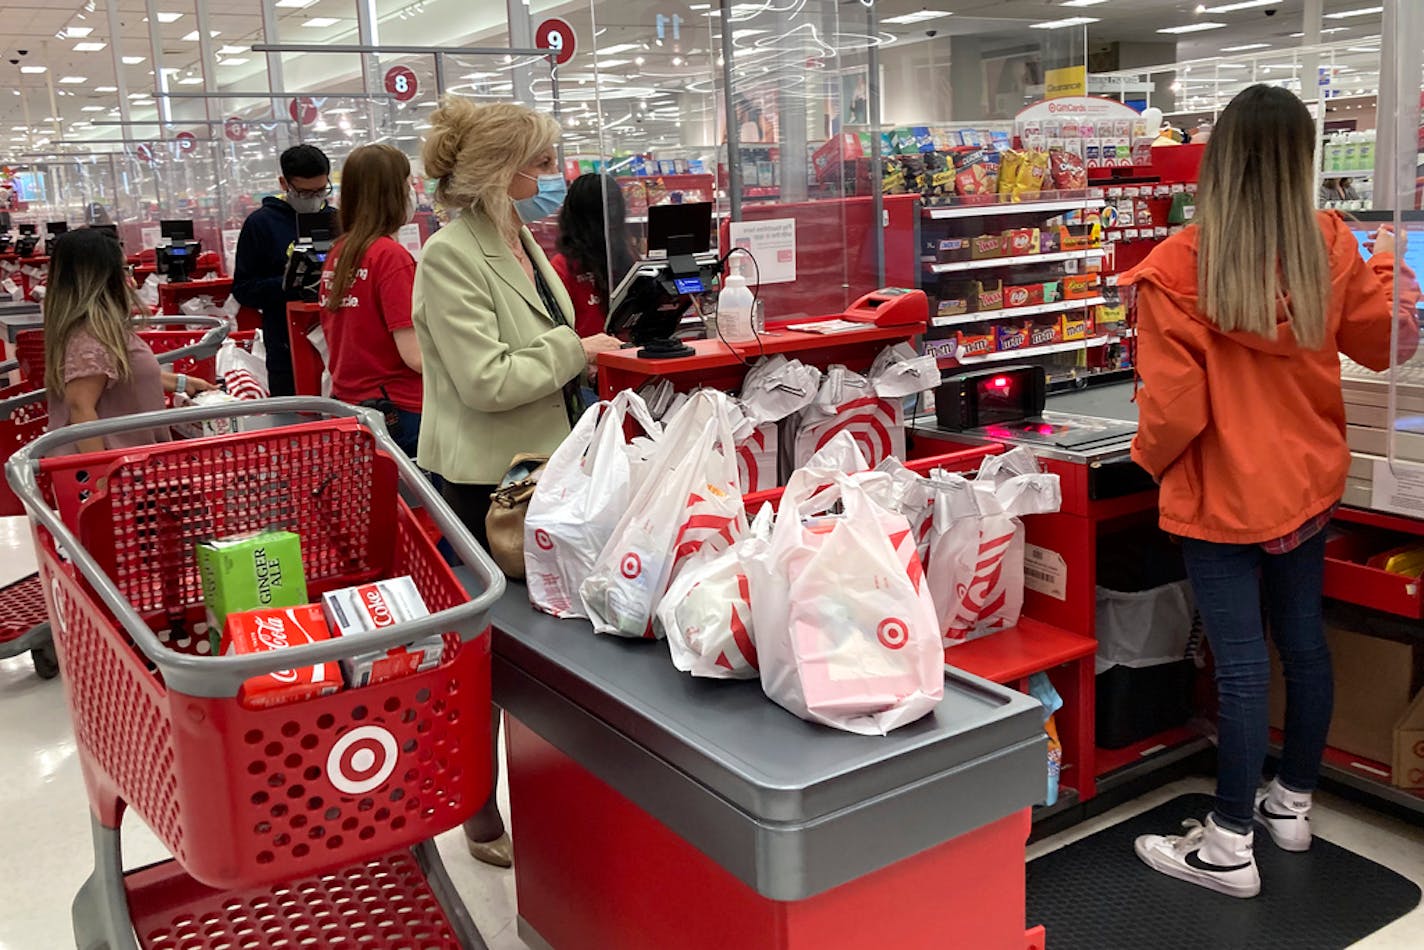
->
<box><xmin>196</xmin><ymin>530</ymin><xmax>309</xmax><ymax>653</ymax></box>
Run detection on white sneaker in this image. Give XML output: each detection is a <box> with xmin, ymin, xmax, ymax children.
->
<box><xmin>1134</xmin><ymin>814</ymin><xmax>1261</xmax><ymax>899</ymax></box>
<box><xmin>1255</xmin><ymin>778</ymin><xmax>1313</xmax><ymax>852</ymax></box>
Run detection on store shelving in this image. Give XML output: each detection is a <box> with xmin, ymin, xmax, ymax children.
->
<box><xmin>944</xmin><ymin>617</ymin><xmax>1097</xmax><ymax>686</ymax></box>
<box><xmin>928</xmin><ymin>248</ymin><xmax>1106</xmax><ymax>275</ymax></box>
<box><xmin>924</xmin><ymin>197</ymin><xmax>1107</xmax><ymax>221</ymax></box>
<box><xmin>1268</xmin><ymin>734</ymin><xmax>1424</xmax><ymax>819</ymax></box>
<box><xmin>931</xmin><ymin>296</ymin><xmax>1107</xmax><ymax>328</ymax></box>
<box><xmin>958</xmin><ymin>337</ymin><xmax>1109</xmax><ymax>365</ymax></box>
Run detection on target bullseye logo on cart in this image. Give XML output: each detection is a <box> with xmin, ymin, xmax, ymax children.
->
<box><xmin>620</xmin><ymin>552</ymin><xmax>642</xmax><ymax>579</ymax></box>
<box><xmin>49</xmin><ymin>577</ymin><xmax>67</xmax><ymax>634</ymax></box>
<box><xmin>876</xmin><ymin>617</ymin><xmax>909</xmax><ymax>650</ymax></box>
<box><xmin>534</xmin><ymin>529</ymin><xmax>554</xmax><ymax>551</ymax></box>
<box><xmin>327</xmin><ymin>725</ymin><xmax>399</xmax><ymax>795</ymax></box>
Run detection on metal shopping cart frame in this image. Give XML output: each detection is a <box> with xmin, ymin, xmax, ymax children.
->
<box><xmin>9</xmin><ymin>397</ymin><xmax>504</xmax><ymax>949</ymax></box>
<box><xmin>0</xmin><ymin>316</ymin><xmax>234</xmax><ymax>681</ymax></box>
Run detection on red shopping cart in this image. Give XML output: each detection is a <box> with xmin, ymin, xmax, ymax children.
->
<box><xmin>12</xmin><ymin>314</ymin><xmax>238</xmax><ymax>389</ymax></box>
<box><xmin>6</xmin><ymin>397</ymin><xmax>504</xmax><ymax>948</ymax></box>
<box><xmin>0</xmin><ymin>318</ymin><xmax>235</xmax><ymax>682</ymax></box>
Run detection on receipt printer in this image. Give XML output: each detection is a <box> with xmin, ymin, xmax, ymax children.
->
<box><xmin>843</xmin><ymin>287</ymin><xmax>928</xmax><ymax>327</ymax></box>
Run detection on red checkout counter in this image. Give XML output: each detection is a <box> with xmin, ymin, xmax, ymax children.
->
<box><xmin>487</xmin><ymin>289</ymin><xmax>1058</xmax><ymax>950</ymax></box>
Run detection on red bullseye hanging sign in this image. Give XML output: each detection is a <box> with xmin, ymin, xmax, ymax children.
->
<box><xmin>224</xmin><ymin>116</ymin><xmax>247</xmax><ymax>142</ymax></box>
<box><xmin>384</xmin><ymin>65</ymin><xmax>418</xmax><ymax>103</ymax></box>
<box><xmin>175</xmin><ymin>131</ymin><xmax>197</xmax><ymax>155</ymax></box>
<box><xmin>289</xmin><ymin>96</ymin><xmax>319</xmax><ymax>127</ymax></box>
<box><xmin>326</xmin><ymin>725</ymin><xmax>399</xmax><ymax>795</ymax></box>
<box><xmin>535</xmin><ymin>17</ymin><xmax>577</xmax><ymax>66</ymax></box>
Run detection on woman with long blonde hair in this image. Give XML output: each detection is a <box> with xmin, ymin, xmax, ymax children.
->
<box><xmin>414</xmin><ymin>97</ymin><xmax>622</xmax><ymax>868</ymax></box>
<box><xmin>319</xmin><ymin>143</ymin><xmax>424</xmax><ymax>456</ymax></box>
<box><xmin>43</xmin><ymin>228</ymin><xmax>213</xmax><ymax>455</ymax></box>
<box><xmin>1127</xmin><ymin>84</ymin><xmax>1418</xmax><ymax>898</ymax></box>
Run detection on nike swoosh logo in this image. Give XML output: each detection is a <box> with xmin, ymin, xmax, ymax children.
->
<box><xmin>1185</xmin><ymin>851</ymin><xmax>1252</xmax><ymax>873</ymax></box>
<box><xmin>1259</xmin><ymin>801</ymin><xmax>1307</xmax><ymax>821</ymax></box>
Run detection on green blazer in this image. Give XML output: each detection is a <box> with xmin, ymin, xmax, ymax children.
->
<box><xmin>412</xmin><ymin>210</ymin><xmax>585</xmax><ymax>485</ymax></box>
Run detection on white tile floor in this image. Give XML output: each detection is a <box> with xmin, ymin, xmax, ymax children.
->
<box><xmin>6</xmin><ymin>650</ymin><xmax>1423</xmax><ymax>950</ymax></box>
<box><xmin>2</xmin><ymin>512</ymin><xmax>1422</xmax><ymax>949</ymax></box>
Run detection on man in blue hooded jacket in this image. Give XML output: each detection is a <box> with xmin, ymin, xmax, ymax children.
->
<box><xmin>232</xmin><ymin>144</ymin><xmax>339</xmax><ymax>396</ymax></box>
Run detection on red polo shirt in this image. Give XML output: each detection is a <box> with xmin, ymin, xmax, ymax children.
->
<box><xmin>319</xmin><ymin>236</ymin><xmax>422</xmax><ymax>412</ymax></box>
<box><xmin>550</xmin><ymin>252</ymin><xmax>608</xmax><ymax>338</ymax></box>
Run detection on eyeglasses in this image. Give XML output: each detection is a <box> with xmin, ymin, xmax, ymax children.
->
<box><xmin>291</xmin><ymin>184</ymin><xmax>333</xmax><ymax>200</ymax></box>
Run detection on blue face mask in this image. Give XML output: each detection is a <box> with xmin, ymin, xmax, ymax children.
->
<box><xmin>514</xmin><ymin>172</ymin><xmax>567</xmax><ymax>222</ymax></box>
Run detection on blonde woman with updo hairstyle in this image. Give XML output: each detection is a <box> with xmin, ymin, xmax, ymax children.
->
<box><xmin>414</xmin><ymin>97</ymin><xmax>621</xmax><ymax>868</ymax></box>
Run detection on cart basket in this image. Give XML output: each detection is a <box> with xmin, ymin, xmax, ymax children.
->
<box><xmin>6</xmin><ymin>397</ymin><xmax>506</xmax><ymax>890</ymax></box>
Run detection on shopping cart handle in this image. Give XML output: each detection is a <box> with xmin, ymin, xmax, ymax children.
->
<box><xmin>139</xmin><ymin>314</ymin><xmax>232</xmax><ymax>370</ymax></box>
<box><xmin>4</xmin><ymin>396</ymin><xmax>508</xmax><ymax>698</ymax></box>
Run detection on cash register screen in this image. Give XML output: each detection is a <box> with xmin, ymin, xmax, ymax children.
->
<box><xmin>1352</xmin><ymin>228</ymin><xmax>1424</xmax><ymax>288</ymax></box>
<box><xmin>674</xmin><ymin>276</ymin><xmax>705</xmax><ymax>294</ymax></box>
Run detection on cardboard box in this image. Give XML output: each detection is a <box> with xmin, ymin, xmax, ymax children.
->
<box><xmin>1063</xmin><ymin>275</ymin><xmax>1099</xmax><ymax>300</ymax></box>
<box><xmin>1268</xmin><ymin>624</ymin><xmax>1424</xmax><ymax>769</ymax></box>
<box><xmin>956</xmin><ymin>327</ymin><xmax>996</xmax><ymax>359</ymax></box>
<box><xmin>1004</xmin><ymin>284</ymin><xmax>1044</xmax><ymax>309</ymax></box>
<box><xmin>996</xmin><ymin>323</ymin><xmax>1031</xmax><ymax>353</ymax></box>
<box><xmin>224</xmin><ymin>604</ymin><xmax>341</xmax><ymax>708</ymax></box>
<box><xmin>936</xmin><ymin>236</ymin><xmax>972</xmax><ymax>263</ymax></box>
<box><xmin>1028</xmin><ymin>318</ymin><xmax>1063</xmax><ymax>348</ymax></box>
<box><xmin>322</xmin><ymin>576</ymin><xmax>444</xmax><ymax>688</ymax></box>
<box><xmin>197</xmin><ymin>530</ymin><xmax>308</xmax><ymax>654</ymax></box>
<box><xmin>1394</xmin><ymin>689</ymin><xmax>1424</xmax><ymax>789</ymax></box>
<box><xmin>1003</xmin><ymin>228</ymin><xmax>1040</xmax><ymax>257</ymax></box>
<box><xmin>971</xmin><ymin>234</ymin><xmax>1005</xmax><ymax>260</ymax></box>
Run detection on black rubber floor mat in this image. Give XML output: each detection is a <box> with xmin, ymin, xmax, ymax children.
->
<box><xmin>1027</xmin><ymin>793</ymin><xmax>1421</xmax><ymax>950</ymax></box>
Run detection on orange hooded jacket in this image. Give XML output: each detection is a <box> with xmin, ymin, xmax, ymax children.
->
<box><xmin>1123</xmin><ymin>211</ymin><xmax>1420</xmax><ymax>544</ymax></box>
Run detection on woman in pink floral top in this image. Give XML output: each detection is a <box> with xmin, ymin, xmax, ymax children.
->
<box><xmin>43</xmin><ymin>229</ymin><xmax>213</xmax><ymax>455</ymax></box>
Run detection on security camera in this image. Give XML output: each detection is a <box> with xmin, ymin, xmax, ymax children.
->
<box><xmin>7</xmin><ymin>59</ymin><xmax>17</xmax><ymax>66</ymax></box>
<box><xmin>17</xmin><ymin>50</ymin><xmax>27</xmax><ymax>56</ymax></box>
<box><xmin>926</xmin><ymin>29</ymin><xmax>938</xmax><ymax>38</ymax></box>
<box><xmin>1264</xmin><ymin>8</ymin><xmax>1276</xmax><ymax>14</ymax></box>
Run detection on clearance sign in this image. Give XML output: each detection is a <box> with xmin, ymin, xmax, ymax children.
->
<box><xmin>1045</xmin><ymin>65</ymin><xmax>1087</xmax><ymax>100</ymax></box>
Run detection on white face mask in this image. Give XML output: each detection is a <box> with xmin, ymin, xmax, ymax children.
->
<box><xmin>287</xmin><ymin>193</ymin><xmax>325</xmax><ymax>215</ymax></box>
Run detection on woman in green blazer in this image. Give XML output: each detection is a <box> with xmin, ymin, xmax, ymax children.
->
<box><xmin>415</xmin><ymin>97</ymin><xmax>622</xmax><ymax>868</ymax></box>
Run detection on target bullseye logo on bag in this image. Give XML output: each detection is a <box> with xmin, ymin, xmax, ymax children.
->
<box><xmin>944</xmin><ymin>529</ymin><xmax>1016</xmax><ymax>642</ymax></box>
<box><xmin>877</xmin><ymin>617</ymin><xmax>910</xmax><ymax>650</ymax></box>
<box><xmin>620</xmin><ymin>552</ymin><xmax>642</xmax><ymax>579</ymax></box>
<box><xmin>534</xmin><ymin>529</ymin><xmax>554</xmax><ymax>551</ymax></box>
<box><xmin>327</xmin><ymin>725</ymin><xmax>399</xmax><ymax>795</ymax></box>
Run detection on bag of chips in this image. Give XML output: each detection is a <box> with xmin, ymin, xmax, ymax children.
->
<box><xmin>997</xmin><ymin>149</ymin><xmax>1023</xmax><ymax>198</ymax></box>
<box><xmin>953</xmin><ymin>148</ymin><xmax>999</xmax><ymax>197</ymax></box>
<box><xmin>1050</xmin><ymin>148</ymin><xmax>1088</xmax><ymax>190</ymax></box>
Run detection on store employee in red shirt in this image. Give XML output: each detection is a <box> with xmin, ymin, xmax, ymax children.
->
<box><xmin>549</xmin><ymin>173</ymin><xmax>637</xmax><ymax>338</ymax></box>
<box><xmin>319</xmin><ymin>144</ymin><xmax>424</xmax><ymax>456</ymax></box>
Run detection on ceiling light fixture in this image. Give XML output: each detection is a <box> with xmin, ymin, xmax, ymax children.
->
<box><xmin>59</xmin><ymin>76</ymin><xmax>87</xmax><ymax>84</ymax></box>
<box><xmin>303</xmin><ymin>17</ymin><xmax>339</xmax><ymax>28</ymax></box>
<box><xmin>156</xmin><ymin>12</ymin><xmax>183</xmax><ymax>23</ymax></box>
<box><xmin>65</xmin><ymin>26</ymin><xmax>94</xmax><ymax>38</ymax></box>
<box><xmin>1030</xmin><ymin>17</ymin><xmax>1100</xmax><ymax>30</ymax></box>
<box><xmin>275</xmin><ymin>0</ymin><xmax>316</xmax><ymax>6</ymax></box>
<box><xmin>1324</xmin><ymin>6</ymin><xmax>1382</xmax><ymax>19</ymax></box>
<box><xmin>1221</xmin><ymin>42</ymin><xmax>1271</xmax><ymax>50</ymax></box>
<box><xmin>1158</xmin><ymin>22</ymin><xmax>1228</xmax><ymax>34</ymax></box>
<box><xmin>122</xmin><ymin>56</ymin><xmax>145</xmax><ymax>65</ymax></box>
<box><xmin>1060</xmin><ymin>1</ymin><xmax>1110</xmax><ymax>7</ymax></box>
<box><xmin>74</xmin><ymin>42</ymin><xmax>107</xmax><ymax>52</ymax></box>
<box><xmin>881</xmin><ymin>10</ymin><xmax>954</xmax><ymax>25</ymax></box>
<box><xmin>181</xmin><ymin>30</ymin><xmax>220</xmax><ymax>41</ymax></box>
<box><xmin>1197</xmin><ymin>1</ymin><xmax>1281</xmax><ymax>12</ymax></box>
<box><xmin>19</xmin><ymin>66</ymin><xmax>48</xmax><ymax>74</ymax></box>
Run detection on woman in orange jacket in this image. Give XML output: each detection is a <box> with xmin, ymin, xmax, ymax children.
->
<box><xmin>1126</xmin><ymin>84</ymin><xmax>1419</xmax><ymax>899</ymax></box>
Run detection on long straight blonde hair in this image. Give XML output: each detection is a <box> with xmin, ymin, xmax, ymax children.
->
<box><xmin>43</xmin><ymin>228</ymin><xmax>141</xmax><ymax>396</ymax></box>
<box><xmin>1196</xmin><ymin>84</ymin><xmax>1328</xmax><ymax>349</ymax></box>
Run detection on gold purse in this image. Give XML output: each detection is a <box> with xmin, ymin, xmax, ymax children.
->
<box><xmin>484</xmin><ymin>453</ymin><xmax>549</xmax><ymax>579</ymax></box>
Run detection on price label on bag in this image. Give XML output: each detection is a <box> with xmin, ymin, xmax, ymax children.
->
<box><xmin>384</xmin><ymin>66</ymin><xmax>418</xmax><ymax>103</ymax></box>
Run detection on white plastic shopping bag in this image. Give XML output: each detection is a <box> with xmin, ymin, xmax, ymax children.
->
<box><xmin>306</xmin><ymin>323</ymin><xmax>333</xmax><ymax>398</ymax></box>
<box><xmin>930</xmin><ymin>448</ymin><xmax>1061</xmax><ymax>652</ymax></box>
<box><xmin>172</xmin><ymin>390</ymin><xmax>245</xmax><ymax>439</ymax></box>
<box><xmin>216</xmin><ymin>331</ymin><xmax>268</xmax><ymax>400</ymax></box>
<box><xmin>655</xmin><ymin>504</ymin><xmax>772</xmax><ymax>679</ymax></box>
<box><xmin>793</xmin><ymin>364</ymin><xmax>907</xmax><ymax>469</ymax></box>
<box><xmin>868</xmin><ymin>457</ymin><xmax>937</xmax><ymax>566</ymax></box>
<box><xmin>138</xmin><ymin>274</ymin><xmax>161</xmax><ymax>311</ymax></box>
<box><xmin>581</xmin><ymin>390</ymin><xmax>747</xmax><ymax>638</ymax></box>
<box><xmin>868</xmin><ymin>343</ymin><xmax>939</xmax><ymax>398</ymax></box>
<box><xmin>748</xmin><ymin>468</ymin><xmax>942</xmax><ymax>735</ymax></box>
<box><xmin>525</xmin><ymin>391</ymin><xmax>661</xmax><ymax>619</ymax></box>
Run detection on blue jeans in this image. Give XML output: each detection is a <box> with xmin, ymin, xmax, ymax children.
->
<box><xmin>1181</xmin><ymin>531</ymin><xmax>1333</xmax><ymax>834</ymax></box>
